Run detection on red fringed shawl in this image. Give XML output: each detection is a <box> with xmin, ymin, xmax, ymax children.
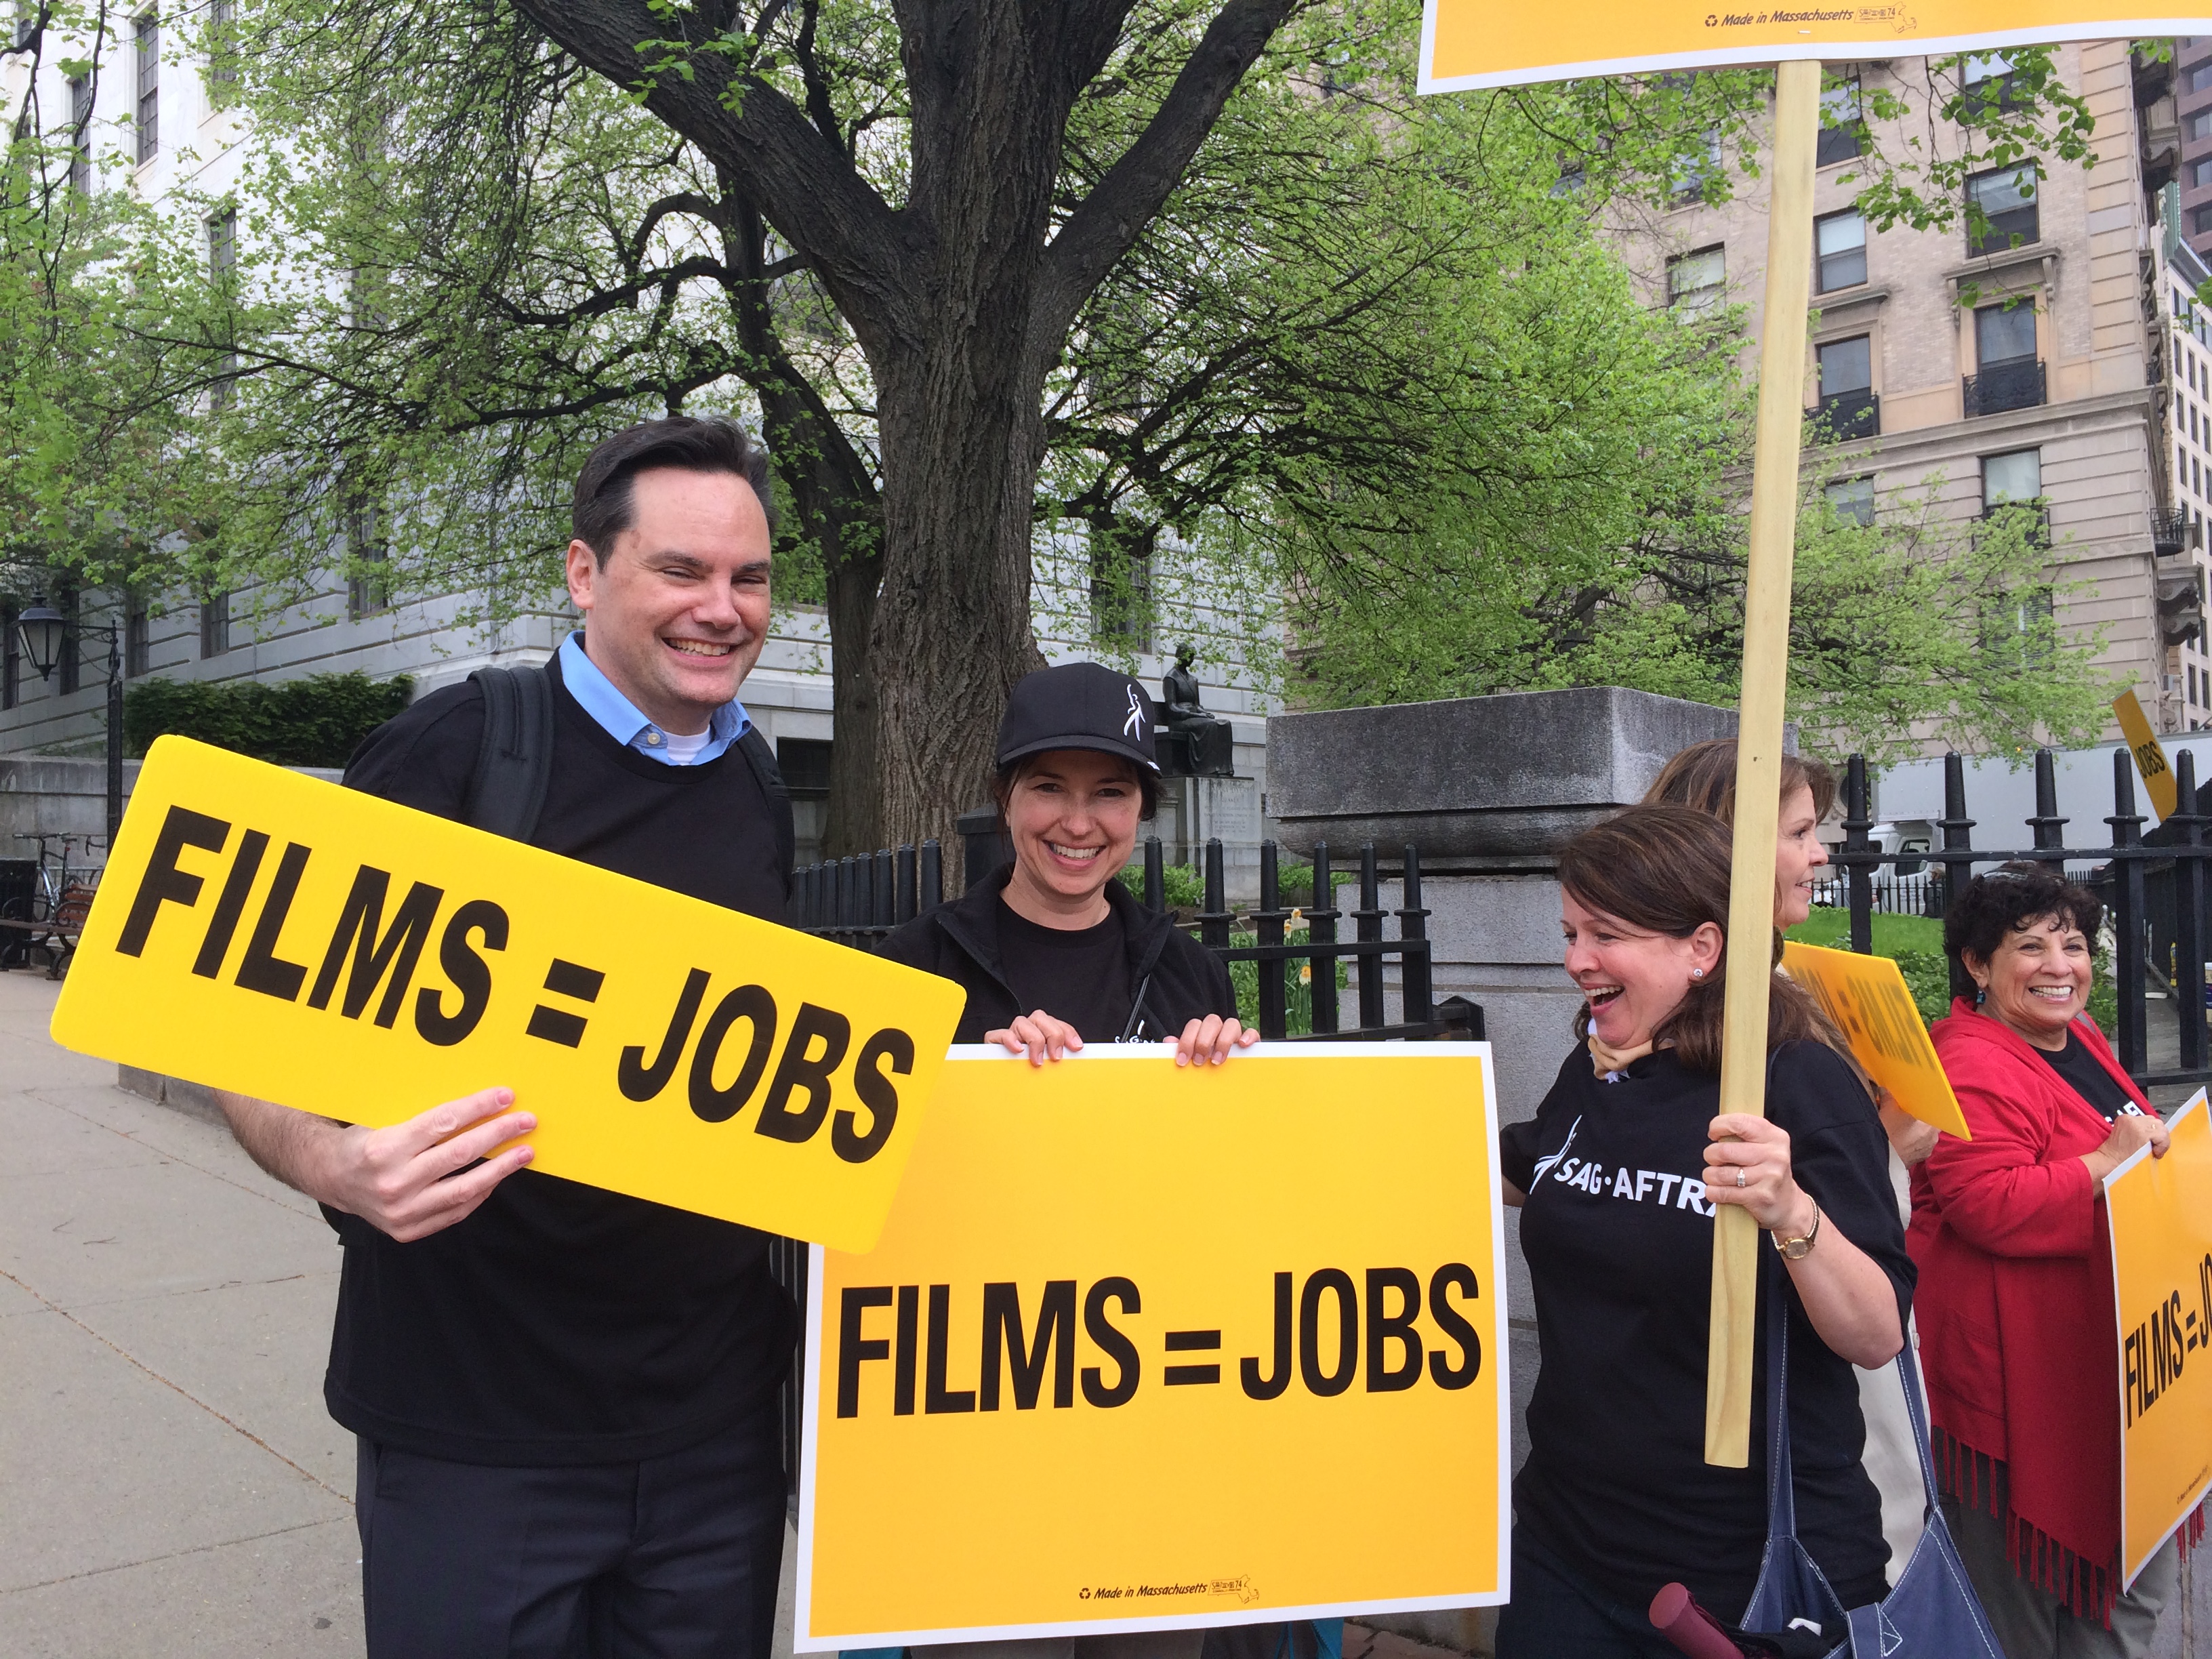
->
<box><xmin>1913</xmin><ymin>1003</ymin><xmax>2202</xmax><ymax>1624</ymax></box>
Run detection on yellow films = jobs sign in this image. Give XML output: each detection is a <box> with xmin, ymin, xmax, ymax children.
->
<box><xmin>2114</xmin><ymin>690</ymin><xmax>2179</xmax><ymax>823</ymax></box>
<box><xmin>1780</xmin><ymin>941</ymin><xmax>1970</xmax><ymax>1140</ymax></box>
<box><xmin>796</xmin><ymin>1047</ymin><xmax>1510</xmax><ymax>1650</ymax></box>
<box><xmin>49</xmin><ymin>737</ymin><xmax>966</xmax><ymax>1252</ymax></box>
<box><xmin>2107</xmin><ymin>1090</ymin><xmax>2212</xmax><ymax>1590</ymax></box>
<box><xmin>1418</xmin><ymin>0</ymin><xmax>2212</xmax><ymax>91</ymax></box>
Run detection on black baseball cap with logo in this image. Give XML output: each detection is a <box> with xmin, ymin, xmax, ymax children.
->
<box><xmin>994</xmin><ymin>662</ymin><xmax>1160</xmax><ymax>774</ymax></box>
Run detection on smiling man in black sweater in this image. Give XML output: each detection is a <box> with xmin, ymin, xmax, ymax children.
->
<box><xmin>215</xmin><ymin>417</ymin><xmax>798</xmax><ymax>1659</ymax></box>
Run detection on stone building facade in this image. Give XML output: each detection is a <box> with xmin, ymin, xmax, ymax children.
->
<box><xmin>1612</xmin><ymin>41</ymin><xmax>2202</xmax><ymax>739</ymax></box>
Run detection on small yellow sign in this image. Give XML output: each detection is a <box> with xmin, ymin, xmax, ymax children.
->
<box><xmin>50</xmin><ymin>737</ymin><xmax>967</xmax><ymax>1251</ymax></box>
<box><xmin>2114</xmin><ymin>689</ymin><xmax>2180</xmax><ymax>823</ymax></box>
<box><xmin>2106</xmin><ymin>1090</ymin><xmax>2212</xmax><ymax>1589</ymax></box>
<box><xmin>1418</xmin><ymin>2</ymin><xmax>2212</xmax><ymax>92</ymax></box>
<box><xmin>796</xmin><ymin>1046</ymin><xmax>1509</xmax><ymax>1649</ymax></box>
<box><xmin>1781</xmin><ymin>941</ymin><xmax>1971</xmax><ymax>1141</ymax></box>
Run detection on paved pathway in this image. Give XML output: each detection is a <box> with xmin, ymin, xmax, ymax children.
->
<box><xmin>0</xmin><ymin>970</ymin><xmax>361</xmax><ymax>1655</ymax></box>
<box><xmin>0</xmin><ymin>970</ymin><xmax>798</xmax><ymax>1658</ymax></box>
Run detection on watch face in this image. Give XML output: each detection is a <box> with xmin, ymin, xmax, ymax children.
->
<box><xmin>1781</xmin><ymin>1237</ymin><xmax>1813</xmax><ymax>1260</ymax></box>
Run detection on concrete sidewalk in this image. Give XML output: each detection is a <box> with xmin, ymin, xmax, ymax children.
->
<box><xmin>0</xmin><ymin>970</ymin><xmax>802</xmax><ymax>1658</ymax></box>
<box><xmin>0</xmin><ymin>971</ymin><xmax>360</xmax><ymax>1655</ymax></box>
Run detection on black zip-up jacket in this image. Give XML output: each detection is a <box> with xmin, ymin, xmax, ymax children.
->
<box><xmin>877</xmin><ymin>863</ymin><xmax>1236</xmax><ymax>1043</ymax></box>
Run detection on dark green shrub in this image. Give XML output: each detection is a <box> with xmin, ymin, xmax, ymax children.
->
<box><xmin>1891</xmin><ymin>949</ymin><xmax>1954</xmax><ymax>1027</ymax></box>
<box><xmin>1116</xmin><ymin>861</ymin><xmax>1208</xmax><ymax>910</ymax></box>
<box><xmin>125</xmin><ymin>672</ymin><xmax>413</xmax><ymax>768</ymax></box>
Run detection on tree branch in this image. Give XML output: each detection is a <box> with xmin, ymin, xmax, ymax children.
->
<box><xmin>1030</xmin><ymin>0</ymin><xmax>1301</xmax><ymax>361</ymax></box>
<box><xmin>509</xmin><ymin>0</ymin><xmax>914</xmax><ymax>346</ymax></box>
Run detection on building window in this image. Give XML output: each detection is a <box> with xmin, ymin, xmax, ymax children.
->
<box><xmin>206</xmin><ymin>0</ymin><xmax>237</xmax><ymax>97</ymax></box>
<box><xmin>778</xmin><ymin>737</ymin><xmax>834</xmax><ymax>867</ymax></box>
<box><xmin>2188</xmin><ymin>60</ymin><xmax>2212</xmax><ymax>94</ymax></box>
<box><xmin>1814</xmin><ymin>334</ymin><xmax>1877</xmax><ymax>439</ymax></box>
<box><xmin>347</xmin><ymin>504</ymin><xmax>390</xmax><ymax>619</ymax></box>
<box><xmin>2190</xmin><ymin>108</ymin><xmax>2212</xmax><ymax>142</ymax></box>
<box><xmin>1667</xmin><ymin>245</ymin><xmax>1725</xmax><ymax>313</ymax></box>
<box><xmin>1967</xmin><ymin>167</ymin><xmax>2039</xmax><ymax>253</ymax></box>
<box><xmin>1814</xmin><ymin>208</ymin><xmax>1866</xmax><ymax>291</ymax></box>
<box><xmin>1818</xmin><ymin>77</ymin><xmax>1862</xmax><ymax>167</ymax></box>
<box><xmin>2196</xmin><ymin>159</ymin><xmax>2212</xmax><ymax>190</ymax></box>
<box><xmin>1983</xmin><ymin>447</ymin><xmax>2043</xmax><ymax>508</ymax></box>
<box><xmin>134</xmin><ymin>13</ymin><xmax>158</xmax><ymax>167</ymax></box>
<box><xmin>207</xmin><ymin>209</ymin><xmax>236</xmax><ymax>278</ymax></box>
<box><xmin>2194</xmin><ymin>205</ymin><xmax>2212</xmax><ymax>239</ymax></box>
<box><xmin>1826</xmin><ymin>476</ymin><xmax>1876</xmax><ymax>526</ymax></box>
<box><xmin>1976</xmin><ymin>302</ymin><xmax>2037</xmax><ymax>367</ymax></box>
<box><xmin>1962</xmin><ymin>52</ymin><xmax>2026</xmax><ymax>115</ymax></box>
<box><xmin>67</xmin><ymin>76</ymin><xmax>92</xmax><ymax>194</ymax></box>
<box><xmin>1671</xmin><ymin>127</ymin><xmax>1721</xmax><ymax>203</ymax></box>
<box><xmin>208</xmin><ymin>209</ymin><xmax>238</xmax><ymax>409</ymax></box>
<box><xmin>125</xmin><ymin>594</ymin><xmax>150</xmax><ymax>677</ymax></box>
<box><xmin>1816</xmin><ymin>334</ymin><xmax>1872</xmax><ymax>395</ymax></box>
<box><xmin>200</xmin><ymin>590</ymin><xmax>230</xmax><ymax>658</ymax></box>
<box><xmin>1966</xmin><ymin>303</ymin><xmax>2045</xmax><ymax>415</ymax></box>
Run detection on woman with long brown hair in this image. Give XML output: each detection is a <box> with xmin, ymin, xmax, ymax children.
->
<box><xmin>1643</xmin><ymin>737</ymin><xmax>1933</xmax><ymax>1166</ymax></box>
<box><xmin>1492</xmin><ymin>806</ymin><xmax>1913</xmax><ymax>1657</ymax></box>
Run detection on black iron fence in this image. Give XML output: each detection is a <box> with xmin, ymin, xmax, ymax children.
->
<box><xmin>1826</xmin><ymin>747</ymin><xmax>2212</xmax><ymax>1090</ymax></box>
<box><xmin>794</xmin><ymin>834</ymin><xmax>1475</xmax><ymax>1042</ymax></box>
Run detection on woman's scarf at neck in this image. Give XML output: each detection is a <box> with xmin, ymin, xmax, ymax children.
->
<box><xmin>1588</xmin><ymin>1033</ymin><xmax>1654</xmax><ymax>1078</ymax></box>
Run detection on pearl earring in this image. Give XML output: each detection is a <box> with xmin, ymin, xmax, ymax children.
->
<box><xmin>1692</xmin><ymin>968</ymin><xmax>1704</xmax><ymax>979</ymax></box>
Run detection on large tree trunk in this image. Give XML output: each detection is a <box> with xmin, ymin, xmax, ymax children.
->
<box><xmin>861</xmin><ymin>0</ymin><xmax>1068</xmax><ymax>856</ymax></box>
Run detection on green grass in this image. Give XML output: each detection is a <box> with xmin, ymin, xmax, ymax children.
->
<box><xmin>1785</xmin><ymin>909</ymin><xmax>1943</xmax><ymax>956</ymax></box>
<box><xmin>1787</xmin><ymin>905</ymin><xmax>2118</xmax><ymax>1037</ymax></box>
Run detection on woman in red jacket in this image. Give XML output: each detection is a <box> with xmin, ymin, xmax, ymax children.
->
<box><xmin>1917</xmin><ymin>866</ymin><xmax>2179</xmax><ymax>1656</ymax></box>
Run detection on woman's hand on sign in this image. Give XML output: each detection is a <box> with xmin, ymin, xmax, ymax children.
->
<box><xmin>2084</xmin><ymin>1111</ymin><xmax>2171</xmax><ymax>1183</ymax></box>
<box><xmin>988</xmin><ymin>1010</ymin><xmax>1084</xmax><ymax>1067</ymax></box>
<box><xmin>1877</xmin><ymin>1090</ymin><xmax>1939</xmax><ymax>1168</ymax></box>
<box><xmin>1172</xmin><ymin>1015</ymin><xmax>1258</xmax><ymax>1067</ymax></box>
<box><xmin>1704</xmin><ymin>1113</ymin><xmax>1809</xmax><ymax>1233</ymax></box>
<box><xmin>324</xmin><ymin>1087</ymin><xmax>537</xmax><ymax>1242</ymax></box>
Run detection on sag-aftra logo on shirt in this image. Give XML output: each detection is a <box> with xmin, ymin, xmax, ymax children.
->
<box><xmin>1532</xmin><ymin>1116</ymin><xmax>1719</xmax><ymax>1217</ymax></box>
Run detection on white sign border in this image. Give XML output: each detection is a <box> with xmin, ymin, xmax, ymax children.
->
<box><xmin>792</xmin><ymin>1041</ymin><xmax>1512</xmax><ymax>1652</ymax></box>
<box><xmin>1417</xmin><ymin>18</ymin><xmax>2212</xmax><ymax>95</ymax></box>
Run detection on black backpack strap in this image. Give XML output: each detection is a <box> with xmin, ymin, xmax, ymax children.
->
<box><xmin>737</xmin><ymin>725</ymin><xmax>796</xmax><ymax>884</ymax></box>
<box><xmin>465</xmin><ymin>664</ymin><xmax>556</xmax><ymax>842</ymax></box>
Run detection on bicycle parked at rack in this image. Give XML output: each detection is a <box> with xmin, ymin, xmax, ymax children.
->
<box><xmin>0</xmin><ymin>832</ymin><xmax>105</xmax><ymax>978</ymax></box>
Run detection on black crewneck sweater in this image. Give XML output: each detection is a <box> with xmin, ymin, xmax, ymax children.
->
<box><xmin>321</xmin><ymin>654</ymin><xmax>798</xmax><ymax>1465</ymax></box>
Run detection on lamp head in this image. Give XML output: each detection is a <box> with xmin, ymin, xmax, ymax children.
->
<box><xmin>15</xmin><ymin>597</ymin><xmax>66</xmax><ymax>681</ymax></box>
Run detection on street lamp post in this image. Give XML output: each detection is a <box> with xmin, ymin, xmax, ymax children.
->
<box><xmin>15</xmin><ymin>596</ymin><xmax>126</xmax><ymax>846</ymax></box>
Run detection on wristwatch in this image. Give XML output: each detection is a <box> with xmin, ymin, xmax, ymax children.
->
<box><xmin>1771</xmin><ymin>1202</ymin><xmax>1822</xmax><ymax>1261</ymax></box>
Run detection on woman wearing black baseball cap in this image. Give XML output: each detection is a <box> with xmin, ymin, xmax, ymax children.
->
<box><xmin>879</xmin><ymin>660</ymin><xmax>1254</xmax><ymax>1068</ymax></box>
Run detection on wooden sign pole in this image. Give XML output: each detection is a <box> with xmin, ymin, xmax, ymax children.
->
<box><xmin>1704</xmin><ymin>56</ymin><xmax>1822</xmax><ymax>1469</ymax></box>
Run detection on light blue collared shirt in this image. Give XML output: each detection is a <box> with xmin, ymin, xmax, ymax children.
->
<box><xmin>558</xmin><ymin>632</ymin><xmax>752</xmax><ymax>766</ymax></box>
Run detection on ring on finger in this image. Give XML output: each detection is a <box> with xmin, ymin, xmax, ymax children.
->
<box><xmin>1736</xmin><ymin>1167</ymin><xmax>1746</xmax><ymax>1188</ymax></box>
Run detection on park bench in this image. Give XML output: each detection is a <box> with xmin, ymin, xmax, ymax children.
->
<box><xmin>0</xmin><ymin>885</ymin><xmax>94</xmax><ymax>979</ymax></box>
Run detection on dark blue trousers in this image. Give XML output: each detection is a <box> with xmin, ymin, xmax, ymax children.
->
<box><xmin>1492</xmin><ymin>1530</ymin><xmax>1687</xmax><ymax>1659</ymax></box>
<box><xmin>355</xmin><ymin>1397</ymin><xmax>787</xmax><ymax>1659</ymax></box>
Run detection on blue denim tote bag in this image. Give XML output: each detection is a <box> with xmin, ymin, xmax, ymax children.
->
<box><xmin>1738</xmin><ymin>1253</ymin><xmax>2006</xmax><ymax>1658</ymax></box>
